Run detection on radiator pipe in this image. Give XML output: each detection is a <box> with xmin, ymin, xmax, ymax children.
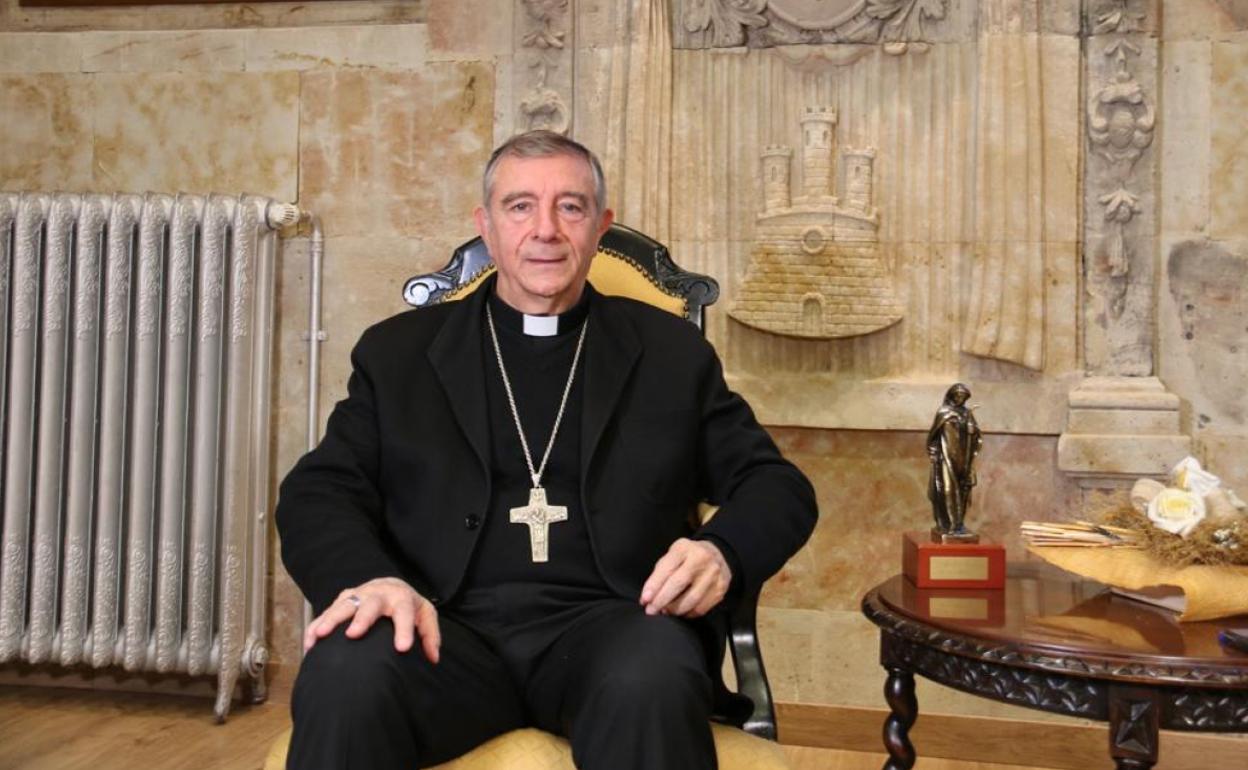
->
<box><xmin>301</xmin><ymin>212</ymin><xmax>326</xmax><ymax>636</ymax></box>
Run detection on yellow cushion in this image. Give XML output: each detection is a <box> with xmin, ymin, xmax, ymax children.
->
<box><xmin>445</xmin><ymin>249</ymin><xmax>687</xmax><ymax>319</ymax></box>
<box><xmin>265</xmin><ymin>722</ymin><xmax>790</xmax><ymax>770</ymax></box>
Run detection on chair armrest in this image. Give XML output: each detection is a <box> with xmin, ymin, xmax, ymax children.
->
<box><xmin>727</xmin><ymin>587</ymin><xmax>777</xmax><ymax>740</ymax></box>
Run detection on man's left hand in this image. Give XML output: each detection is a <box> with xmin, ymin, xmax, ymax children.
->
<box><xmin>640</xmin><ymin>538</ymin><xmax>731</xmax><ymax>618</ymax></box>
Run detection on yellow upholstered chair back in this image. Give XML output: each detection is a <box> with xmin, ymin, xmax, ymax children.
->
<box><xmin>401</xmin><ymin>223</ymin><xmax>718</xmax><ymax>331</ymax></box>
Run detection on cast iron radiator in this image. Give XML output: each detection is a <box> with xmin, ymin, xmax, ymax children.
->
<box><xmin>0</xmin><ymin>192</ymin><xmax>291</xmax><ymax>721</ymax></box>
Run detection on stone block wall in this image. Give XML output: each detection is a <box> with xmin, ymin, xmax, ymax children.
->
<box><xmin>1157</xmin><ymin>0</ymin><xmax>1248</xmax><ymax>494</ymax></box>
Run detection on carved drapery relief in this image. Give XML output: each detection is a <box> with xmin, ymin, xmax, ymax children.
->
<box><xmin>517</xmin><ymin>0</ymin><xmax>573</xmax><ymax>133</ymax></box>
<box><xmin>601</xmin><ymin>0</ymin><xmax>675</xmax><ymax>240</ymax></box>
<box><xmin>673</xmin><ymin>0</ymin><xmax>948</xmax><ymax>53</ymax></box>
<box><xmin>730</xmin><ymin>107</ymin><xmax>903</xmax><ymax>339</ymax></box>
<box><xmin>962</xmin><ymin>32</ymin><xmax>1046</xmax><ymax>371</ymax></box>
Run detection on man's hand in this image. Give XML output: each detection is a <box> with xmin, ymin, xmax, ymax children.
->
<box><xmin>639</xmin><ymin>538</ymin><xmax>732</xmax><ymax>618</ymax></box>
<box><xmin>303</xmin><ymin>576</ymin><xmax>441</xmax><ymax>662</ymax></box>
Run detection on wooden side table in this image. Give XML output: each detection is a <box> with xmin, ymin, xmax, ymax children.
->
<box><xmin>861</xmin><ymin>565</ymin><xmax>1248</xmax><ymax>769</ymax></box>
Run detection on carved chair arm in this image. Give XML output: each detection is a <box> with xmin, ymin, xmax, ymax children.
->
<box><xmin>727</xmin><ymin>586</ymin><xmax>777</xmax><ymax>740</ymax></box>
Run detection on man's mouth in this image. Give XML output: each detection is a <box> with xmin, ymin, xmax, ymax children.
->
<box><xmin>525</xmin><ymin>253</ymin><xmax>568</xmax><ymax>264</ymax></box>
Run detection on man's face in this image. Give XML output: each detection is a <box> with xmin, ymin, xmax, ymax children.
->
<box><xmin>474</xmin><ymin>152</ymin><xmax>614</xmax><ymax>315</ymax></box>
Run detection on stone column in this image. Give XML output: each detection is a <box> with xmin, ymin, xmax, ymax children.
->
<box><xmin>1057</xmin><ymin>0</ymin><xmax>1190</xmax><ymax>492</ymax></box>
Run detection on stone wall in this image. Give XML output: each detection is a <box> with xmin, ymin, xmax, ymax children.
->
<box><xmin>0</xmin><ymin>0</ymin><xmax>1245</xmax><ymax>734</ymax></box>
<box><xmin>1157</xmin><ymin>0</ymin><xmax>1248</xmax><ymax>495</ymax></box>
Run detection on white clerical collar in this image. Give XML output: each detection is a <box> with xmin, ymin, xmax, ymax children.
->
<box><xmin>487</xmin><ymin>280</ymin><xmax>593</xmax><ymax>337</ymax></box>
<box><xmin>522</xmin><ymin>314</ymin><xmax>560</xmax><ymax>337</ymax></box>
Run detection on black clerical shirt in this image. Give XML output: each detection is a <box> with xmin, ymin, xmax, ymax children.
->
<box><xmin>450</xmin><ymin>287</ymin><xmax>616</xmax><ymax>680</ymax></box>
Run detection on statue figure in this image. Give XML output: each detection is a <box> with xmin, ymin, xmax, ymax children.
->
<box><xmin>927</xmin><ymin>383</ymin><xmax>983</xmax><ymax>543</ymax></box>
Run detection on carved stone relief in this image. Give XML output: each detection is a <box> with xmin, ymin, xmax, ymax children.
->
<box><xmin>516</xmin><ymin>0</ymin><xmax>573</xmax><ymax>134</ymax></box>
<box><xmin>962</xmin><ymin>30</ymin><xmax>1047</xmax><ymax>371</ymax></box>
<box><xmin>730</xmin><ymin>106</ymin><xmax>903</xmax><ymax>339</ymax></box>
<box><xmin>585</xmin><ymin>0</ymin><xmax>1084</xmax><ymax>431</ymax></box>
<box><xmin>1086</xmin><ymin>0</ymin><xmax>1156</xmax><ymax>36</ymax></box>
<box><xmin>1087</xmin><ymin>38</ymin><xmax>1154</xmax><ymax>318</ymax></box>
<box><xmin>673</xmin><ymin>0</ymin><xmax>948</xmax><ymax>53</ymax></box>
<box><xmin>1082</xmin><ymin>0</ymin><xmax>1158</xmax><ymax>377</ymax></box>
<box><xmin>1090</xmin><ymin>0</ymin><xmax>1148</xmax><ymax>34</ymax></box>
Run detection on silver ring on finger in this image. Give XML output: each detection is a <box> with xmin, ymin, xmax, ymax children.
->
<box><xmin>346</xmin><ymin>594</ymin><xmax>361</xmax><ymax>609</ymax></box>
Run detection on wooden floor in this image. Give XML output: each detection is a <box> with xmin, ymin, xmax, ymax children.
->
<box><xmin>0</xmin><ymin>685</ymin><xmax>1061</xmax><ymax>770</ymax></box>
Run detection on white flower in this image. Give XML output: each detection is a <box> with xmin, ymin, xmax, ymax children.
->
<box><xmin>1171</xmin><ymin>456</ymin><xmax>1221</xmax><ymax>498</ymax></box>
<box><xmin>1147</xmin><ymin>488</ymin><xmax>1207</xmax><ymax>537</ymax></box>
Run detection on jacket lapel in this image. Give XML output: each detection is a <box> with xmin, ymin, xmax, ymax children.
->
<box><xmin>580</xmin><ymin>288</ymin><xmax>641</xmax><ymax>485</ymax></box>
<box><xmin>426</xmin><ymin>280</ymin><xmax>492</xmax><ymax>474</ymax></box>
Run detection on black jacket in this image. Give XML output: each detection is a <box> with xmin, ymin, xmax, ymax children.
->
<box><xmin>277</xmin><ymin>279</ymin><xmax>817</xmax><ymax>616</ymax></box>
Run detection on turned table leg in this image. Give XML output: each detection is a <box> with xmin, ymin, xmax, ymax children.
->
<box><xmin>1108</xmin><ymin>685</ymin><xmax>1160</xmax><ymax>770</ymax></box>
<box><xmin>881</xmin><ymin>666</ymin><xmax>918</xmax><ymax>770</ymax></box>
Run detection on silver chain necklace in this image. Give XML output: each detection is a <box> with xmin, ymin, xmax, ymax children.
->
<box><xmin>485</xmin><ymin>303</ymin><xmax>588</xmax><ymax>562</ymax></box>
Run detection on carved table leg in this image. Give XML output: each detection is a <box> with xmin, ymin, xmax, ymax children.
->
<box><xmin>881</xmin><ymin>667</ymin><xmax>918</xmax><ymax>770</ymax></box>
<box><xmin>1108</xmin><ymin>685</ymin><xmax>1159</xmax><ymax>770</ymax></box>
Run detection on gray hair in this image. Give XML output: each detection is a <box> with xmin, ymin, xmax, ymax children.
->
<box><xmin>481</xmin><ymin>130</ymin><xmax>607</xmax><ymax>213</ymax></box>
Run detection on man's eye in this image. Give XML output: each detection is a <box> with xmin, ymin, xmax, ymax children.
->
<box><xmin>559</xmin><ymin>203</ymin><xmax>586</xmax><ymax>217</ymax></box>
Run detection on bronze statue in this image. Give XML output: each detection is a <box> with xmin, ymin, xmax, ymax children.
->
<box><xmin>927</xmin><ymin>383</ymin><xmax>983</xmax><ymax>543</ymax></box>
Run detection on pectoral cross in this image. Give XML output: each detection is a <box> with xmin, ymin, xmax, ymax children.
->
<box><xmin>510</xmin><ymin>487</ymin><xmax>567</xmax><ymax>563</ymax></box>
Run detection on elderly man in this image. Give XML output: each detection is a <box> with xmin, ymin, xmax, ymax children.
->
<box><xmin>277</xmin><ymin>130</ymin><xmax>817</xmax><ymax>770</ymax></box>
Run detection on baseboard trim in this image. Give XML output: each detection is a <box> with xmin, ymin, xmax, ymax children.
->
<box><xmin>0</xmin><ymin>661</ymin><xmax>293</xmax><ymax>706</ymax></box>
<box><xmin>777</xmin><ymin>702</ymin><xmax>1246</xmax><ymax>769</ymax></box>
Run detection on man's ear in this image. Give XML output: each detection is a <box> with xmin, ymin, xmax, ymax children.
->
<box><xmin>473</xmin><ymin>205</ymin><xmax>489</xmax><ymax>240</ymax></box>
<box><xmin>597</xmin><ymin>207</ymin><xmax>615</xmax><ymax>239</ymax></box>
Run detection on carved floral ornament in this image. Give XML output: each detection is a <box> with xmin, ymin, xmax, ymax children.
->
<box><xmin>522</xmin><ymin>0</ymin><xmax>568</xmax><ymax>49</ymax></box>
<box><xmin>520</xmin><ymin>77</ymin><xmax>570</xmax><ymax>134</ymax></box>
<box><xmin>518</xmin><ymin>0</ymin><xmax>571</xmax><ymax>134</ymax></box>
<box><xmin>1087</xmin><ymin>38</ymin><xmax>1154</xmax><ymax>306</ymax></box>
<box><xmin>1093</xmin><ymin>0</ymin><xmax>1147</xmax><ymax>34</ymax></box>
<box><xmin>1088</xmin><ymin>42</ymin><xmax>1155</xmax><ymax>172</ymax></box>
<box><xmin>679</xmin><ymin>0</ymin><xmax>947</xmax><ymax>53</ymax></box>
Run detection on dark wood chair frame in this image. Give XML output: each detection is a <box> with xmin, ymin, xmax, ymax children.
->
<box><xmin>402</xmin><ymin>222</ymin><xmax>778</xmax><ymax>739</ymax></box>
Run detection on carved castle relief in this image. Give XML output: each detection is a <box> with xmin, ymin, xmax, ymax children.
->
<box><xmin>729</xmin><ymin>107</ymin><xmax>903</xmax><ymax>340</ymax></box>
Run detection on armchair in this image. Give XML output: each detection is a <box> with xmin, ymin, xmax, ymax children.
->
<box><xmin>266</xmin><ymin>224</ymin><xmax>790</xmax><ymax>770</ymax></box>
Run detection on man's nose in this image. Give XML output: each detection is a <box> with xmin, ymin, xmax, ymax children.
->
<box><xmin>531</xmin><ymin>204</ymin><xmax>559</xmax><ymax>241</ymax></box>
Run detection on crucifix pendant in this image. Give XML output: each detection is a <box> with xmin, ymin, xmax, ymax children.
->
<box><xmin>510</xmin><ymin>487</ymin><xmax>568</xmax><ymax>563</ymax></box>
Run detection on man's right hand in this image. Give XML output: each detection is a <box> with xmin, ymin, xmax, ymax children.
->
<box><xmin>303</xmin><ymin>576</ymin><xmax>442</xmax><ymax>663</ymax></box>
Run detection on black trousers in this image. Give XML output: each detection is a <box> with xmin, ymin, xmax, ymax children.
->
<box><xmin>287</xmin><ymin>599</ymin><xmax>717</xmax><ymax>770</ymax></box>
